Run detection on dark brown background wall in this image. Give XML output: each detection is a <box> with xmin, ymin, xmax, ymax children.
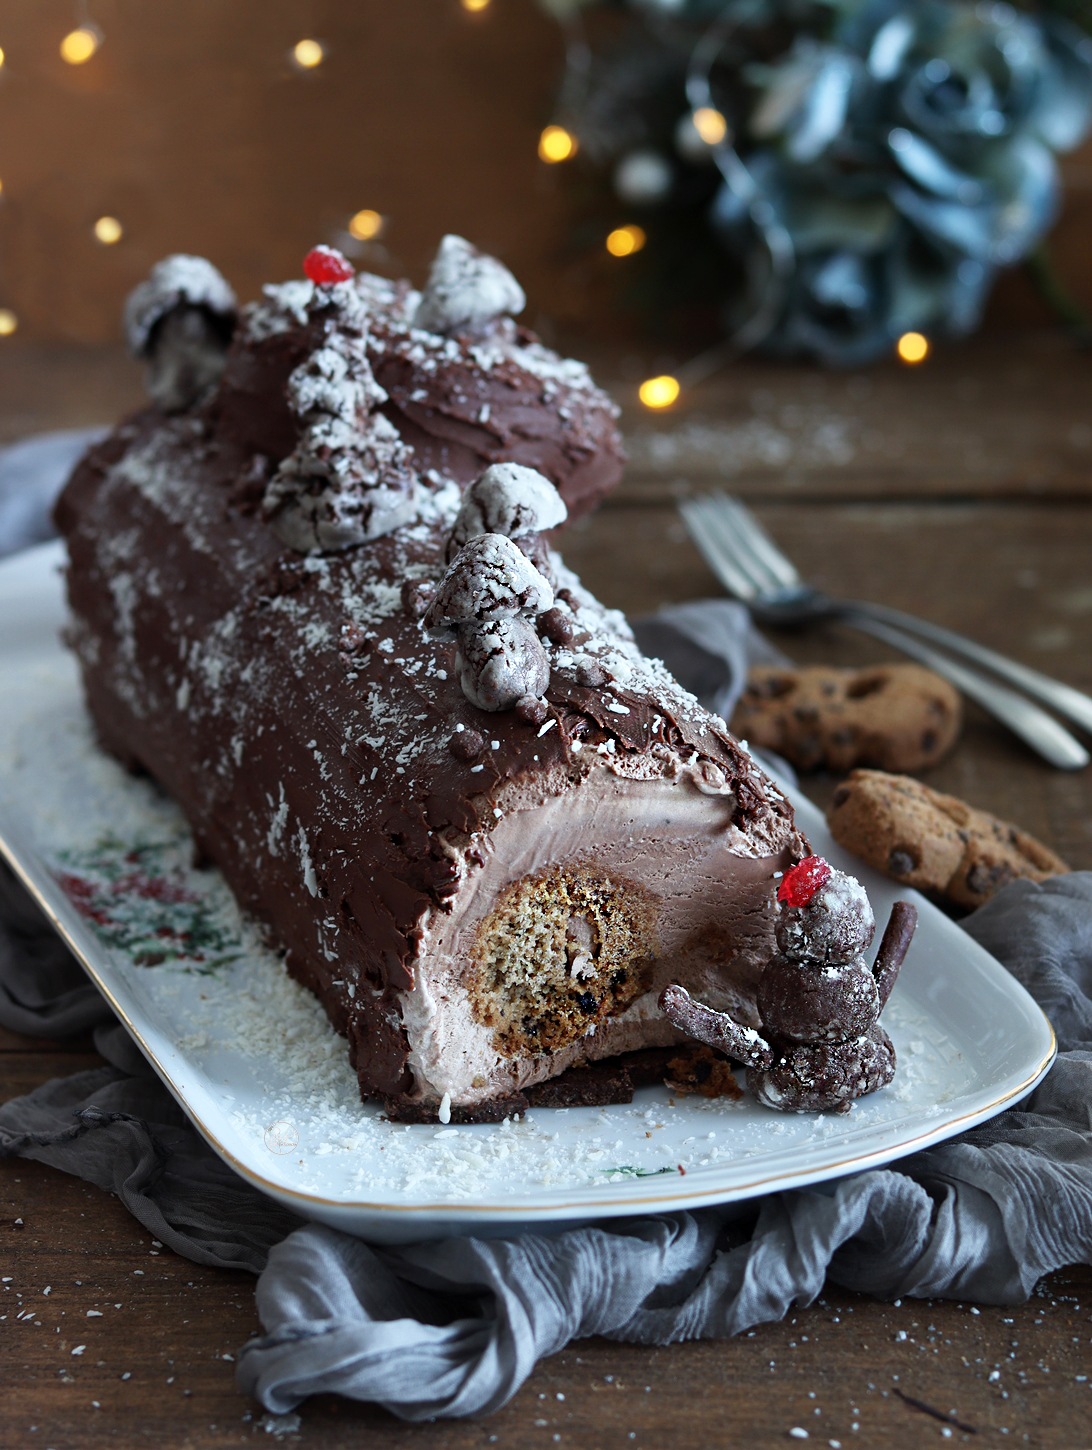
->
<box><xmin>0</xmin><ymin>0</ymin><xmax>579</xmax><ymax>342</ymax></box>
<box><xmin>0</xmin><ymin>0</ymin><xmax>1089</xmax><ymax>345</ymax></box>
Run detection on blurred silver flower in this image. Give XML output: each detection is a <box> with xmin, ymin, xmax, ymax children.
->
<box><xmin>712</xmin><ymin>0</ymin><xmax>1092</xmax><ymax>361</ymax></box>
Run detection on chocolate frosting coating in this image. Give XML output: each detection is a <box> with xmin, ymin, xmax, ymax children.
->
<box><xmin>219</xmin><ymin>271</ymin><xmax>625</xmax><ymax>523</ymax></box>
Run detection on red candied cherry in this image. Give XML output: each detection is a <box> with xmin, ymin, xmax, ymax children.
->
<box><xmin>777</xmin><ymin>855</ymin><xmax>832</xmax><ymax>908</ymax></box>
<box><xmin>303</xmin><ymin>246</ymin><xmax>354</xmax><ymax>286</ymax></box>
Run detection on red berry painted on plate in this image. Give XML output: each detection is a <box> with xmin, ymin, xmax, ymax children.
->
<box><xmin>777</xmin><ymin>855</ymin><xmax>832</xmax><ymax>908</ymax></box>
<box><xmin>303</xmin><ymin>246</ymin><xmax>354</xmax><ymax>286</ymax></box>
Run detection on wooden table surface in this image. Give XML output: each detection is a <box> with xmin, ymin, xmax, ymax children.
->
<box><xmin>3</xmin><ymin>335</ymin><xmax>1091</xmax><ymax>1448</ymax></box>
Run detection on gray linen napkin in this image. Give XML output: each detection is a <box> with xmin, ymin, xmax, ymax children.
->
<box><xmin>0</xmin><ymin>431</ymin><xmax>1090</xmax><ymax>1420</ymax></box>
<box><xmin>631</xmin><ymin>601</ymin><xmax>789</xmax><ymax>726</ymax></box>
<box><xmin>0</xmin><ymin>429</ymin><xmax>109</xmax><ymax>561</ymax></box>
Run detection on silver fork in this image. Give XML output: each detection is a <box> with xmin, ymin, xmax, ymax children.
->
<box><xmin>679</xmin><ymin>492</ymin><xmax>1091</xmax><ymax>771</ymax></box>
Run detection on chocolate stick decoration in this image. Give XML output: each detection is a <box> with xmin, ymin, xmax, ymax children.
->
<box><xmin>872</xmin><ymin>900</ymin><xmax>917</xmax><ymax>1011</ymax></box>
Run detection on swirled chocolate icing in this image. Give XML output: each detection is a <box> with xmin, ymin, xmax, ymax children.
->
<box><xmin>215</xmin><ymin>263</ymin><xmax>625</xmax><ymax>527</ymax></box>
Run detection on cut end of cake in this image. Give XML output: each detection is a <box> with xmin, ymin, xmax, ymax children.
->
<box><xmin>393</xmin><ymin>755</ymin><xmax>801</xmax><ymax>1118</ymax></box>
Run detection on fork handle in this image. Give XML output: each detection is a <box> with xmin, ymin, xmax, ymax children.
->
<box><xmin>844</xmin><ymin>600</ymin><xmax>1092</xmax><ymax>737</ymax></box>
<box><xmin>844</xmin><ymin>615</ymin><xmax>1090</xmax><ymax>771</ymax></box>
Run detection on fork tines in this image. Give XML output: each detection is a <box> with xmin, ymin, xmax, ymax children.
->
<box><xmin>679</xmin><ymin>493</ymin><xmax>801</xmax><ymax>602</ymax></box>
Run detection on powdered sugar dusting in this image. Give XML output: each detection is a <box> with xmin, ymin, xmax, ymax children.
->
<box><xmin>412</xmin><ymin>235</ymin><xmax>525</xmax><ymax>336</ymax></box>
<box><xmin>124</xmin><ymin>255</ymin><xmax>237</xmax><ymax>356</ymax></box>
<box><xmin>448</xmin><ymin>463</ymin><xmax>568</xmax><ymax>556</ymax></box>
<box><xmin>261</xmin><ymin>282</ymin><xmax>426</xmax><ymax>552</ymax></box>
<box><xmin>244</xmin><ymin>281</ymin><xmax>315</xmax><ymax>339</ymax></box>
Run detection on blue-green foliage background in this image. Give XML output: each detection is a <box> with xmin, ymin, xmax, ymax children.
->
<box><xmin>542</xmin><ymin>0</ymin><xmax>1092</xmax><ymax>363</ymax></box>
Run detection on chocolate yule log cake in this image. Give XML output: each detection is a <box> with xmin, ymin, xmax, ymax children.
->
<box><xmin>55</xmin><ymin>237</ymin><xmax>818</xmax><ymax>1123</ymax></box>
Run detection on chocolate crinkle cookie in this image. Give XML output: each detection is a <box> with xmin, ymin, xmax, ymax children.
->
<box><xmin>826</xmin><ymin>768</ymin><xmax>1070</xmax><ymax>909</ymax></box>
<box><xmin>730</xmin><ymin>663</ymin><xmax>962</xmax><ymax>773</ymax></box>
<box><xmin>774</xmin><ymin>864</ymin><xmax>874</xmax><ymax>965</ymax></box>
<box><xmin>663</xmin><ymin>1045</ymin><xmax>743</xmax><ymax>1100</ymax></box>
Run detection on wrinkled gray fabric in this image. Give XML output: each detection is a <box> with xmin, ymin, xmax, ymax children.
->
<box><xmin>963</xmin><ymin>874</ymin><xmax>1092</xmax><ymax>1050</ymax></box>
<box><xmin>632</xmin><ymin>599</ymin><xmax>789</xmax><ymax>724</ymax></box>
<box><xmin>0</xmin><ymin>1061</ymin><xmax>304</xmax><ymax>1272</ymax></box>
<box><xmin>4</xmin><ymin>868</ymin><xmax>1085</xmax><ymax>1421</ymax></box>
<box><xmin>0</xmin><ymin>428</ymin><xmax>107</xmax><ymax>560</ymax></box>
<box><xmin>0</xmin><ymin>862</ymin><xmax>116</xmax><ymax>1039</ymax></box>
<box><xmin>0</xmin><ymin>453</ymin><xmax>1089</xmax><ymax>1418</ymax></box>
<box><xmin>0</xmin><ymin>862</ymin><xmax>157</xmax><ymax>1073</ymax></box>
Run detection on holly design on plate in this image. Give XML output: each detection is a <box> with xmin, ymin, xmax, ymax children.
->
<box><xmin>53</xmin><ymin>837</ymin><xmax>243</xmax><ymax>973</ymax></box>
<box><xmin>599</xmin><ymin>1164</ymin><xmax>678</xmax><ymax>1180</ymax></box>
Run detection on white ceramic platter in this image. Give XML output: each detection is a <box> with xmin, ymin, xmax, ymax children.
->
<box><xmin>0</xmin><ymin>541</ymin><xmax>1055</xmax><ymax>1243</ymax></box>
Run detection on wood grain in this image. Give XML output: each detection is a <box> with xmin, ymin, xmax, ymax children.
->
<box><xmin>0</xmin><ymin>0</ymin><xmax>570</xmax><ymax>344</ymax></box>
<box><xmin>0</xmin><ymin>346</ymin><xmax>143</xmax><ymax>446</ymax></box>
<box><xmin>602</xmin><ymin>331</ymin><xmax>1092</xmax><ymax>501</ymax></box>
<box><xmin>6</xmin><ymin>330</ymin><xmax>1092</xmax><ymax>500</ymax></box>
<box><xmin>2</xmin><ymin>338</ymin><xmax>1091</xmax><ymax>1447</ymax></box>
<box><xmin>3</xmin><ymin>1154</ymin><xmax>1090</xmax><ymax>1448</ymax></box>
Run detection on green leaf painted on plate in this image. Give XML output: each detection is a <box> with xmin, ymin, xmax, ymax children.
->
<box><xmin>599</xmin><ymin>1164</ymin><xmax>678</xmax><ymax>1179</ymax></box>
<box><xmin>52</xmin><ymin>836</ymin><xmax>243</xmax><ymax>974</ymax></box>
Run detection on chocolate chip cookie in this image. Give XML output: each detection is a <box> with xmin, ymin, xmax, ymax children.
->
<box><xmin>731</xmin><ymin>664</ymin><xmax>961</xmax><ymax>773</ymax></box>
<box><xmin>826</xmin><ymin>769</ymin><xmax>1069</xmax><ymax>909</ymax></box>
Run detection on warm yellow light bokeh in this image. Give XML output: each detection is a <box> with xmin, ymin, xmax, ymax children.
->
<box><xmin>461</xmin><ymin>0</ymin><xmax>492</xmax><ymax>10</ymax></box>
<box><xmin>0</xmin><ymin>309</ymin><xmax>18</xmax><ymax>337</ymax></box>
<box><xmin>60</xmin><ymin>27</ymin><xmax>100</xmax><ymax>65</ymax></box>
<box><xmin>293</xmin><ymin>38</ymin><xmax>325</xmax><ymax>69</ymax></box>
<box><xmin>606</xmin><ymin>225</ymin><xmax>647</xmax><ymax>258</ymax></box>
<box><xmin>692</xmin><ymin>107</ymin><xmax>728</xmax><ymax>145</ymax></box>
<box><xmin>897</xmin><ymin>331</ymin><xmax>929</xmax><ymax>363</ymax></box>
<box><xmin>0</xmin><ymin>46</ymin><xmax>6</xmax><ymax>69</ymax></box>
<box><xmin>349</xmin><ymin>209</ymin><xmax>384</xmax><ymax>241</ymax></box>
<box><xmin>94</xmin><ymin>216</ymin><xmax>123</xmax><ymax>245</ymax></box>
<box><xmin>639</xmin><ymin>375</ymin><xmax>680</xmax><ymax>409</ymax></box>
<box><xmin>538</xmin><ymin>125</ymin><xmax>577</xmax><ymax>163</ymax></box>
